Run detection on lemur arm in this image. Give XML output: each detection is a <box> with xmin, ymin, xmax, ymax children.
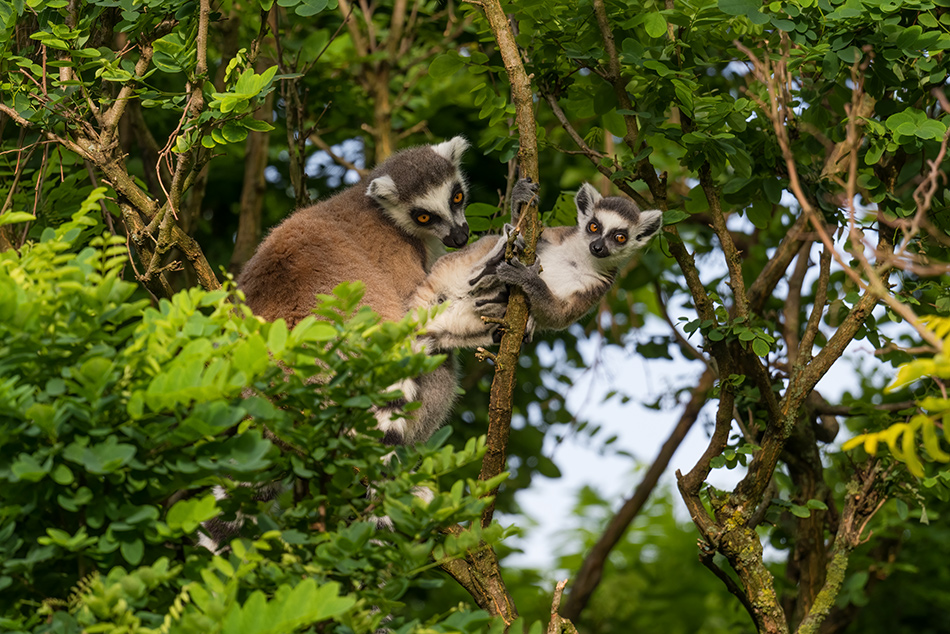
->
<box><xmin>411</xmin><ymin>235</ymin><xmax>510</xmax><ymax>352</ymax></box>
<box><xmin>492</xmin><ymin>258</ymin><xmax>610</xmax><ymax>331</ymax></box>
<box><xmin>468</xmin><ymin>178</ymin><xmax>536</xmax><ymax>288</ymax></box>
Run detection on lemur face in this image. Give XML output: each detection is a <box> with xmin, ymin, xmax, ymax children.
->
<box><xmin>574</xmin><ymin>182</ymin><xmax>664</xmax><ymax>267</ymax></box>
<box><xmin>366</xmin><ymin>137</ymin><xmax>471</xmax><ymax>248</ymax></box>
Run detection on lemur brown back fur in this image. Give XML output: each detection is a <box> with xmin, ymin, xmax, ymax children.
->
<box><xmin>238</xmin><ymin>146</ymin><xmax>456</xmax><ymax>326</ymax></box>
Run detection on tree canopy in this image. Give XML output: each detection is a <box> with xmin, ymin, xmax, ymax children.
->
<box><xmin>2</xmin><ymin>0</ymin><xmax>950</xmax><ymax>633</ymax></box>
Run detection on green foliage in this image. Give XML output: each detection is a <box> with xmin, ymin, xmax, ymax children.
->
<box><xmin>532</xmin><ymin>486</ymin><xmax>751</xmax><ymax>634</ymax></box>
<box><xmin>0</xmin><ymin>197</ymin><xmax>502</xmax><ymax>633</ymax></box>
<box><xmin>844</xmin><ymin>318</ymin><xmax>950</xmax><ymax>477</ymax></box>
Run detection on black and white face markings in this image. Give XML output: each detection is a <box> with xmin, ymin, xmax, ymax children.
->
<box><xmin>407</xmin><ymin>179</ymin><xmax>469</xmax><ymax>248</ymax></box>
<box><xmin>574</xmin><ymin>182</ymin><xmax>663</xmax><ymax>268</ymax></box>
<box><xmin>366</xmin><ymin>136</ymin><xmax>471</xmax><ymax>249</ymax></box>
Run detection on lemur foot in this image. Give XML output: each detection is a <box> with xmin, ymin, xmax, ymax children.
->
<box><xmin>474</xmin><ymin>289</ymin><xmax>510</xmax><ymax>317</ymax></box>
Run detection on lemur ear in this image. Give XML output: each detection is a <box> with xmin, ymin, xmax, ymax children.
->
<box><xmin>634</xmin><ymin>209</ymin><xmax>664</xmax><ymax>244</ymax></box>
<box><xmin>367</xmin><ymin>175</ymin><xmax>399</xmax><ymax>206</ymax></box>
<box><xmin>431</xmin><ymin>136</ymin><xmax>470</xmax><ymax>167</ymax></box>
<box><xmin>574</xmin><ymin>183</ymin><xmax>603</xmax><ymax>221</ymax></box>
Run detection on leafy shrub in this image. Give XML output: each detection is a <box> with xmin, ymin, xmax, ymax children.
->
<box><xmin>0</xmin><ymin>194</ymin><xmax>503</xmax><ymax>633</ymax></box>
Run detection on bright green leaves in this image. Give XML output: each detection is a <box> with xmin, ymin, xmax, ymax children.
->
<box><xmin>218</xmin><ymin>579</ymin><xmax>356</xmax><ymax>634</ymax></box>
<box><xmin>643</xmin><ymin>13</ymin><xmax>668</xmax><ymax>38</ymax></box>
<box><xmin>167</xmin><ymin>494</ymin><xmax>220</xmax><ymax>534</ymax></box>
<box><xmin>843</xmin><ymin>413</ymin><xmax>950</xmax><ymax>478</ymax></box>
<box><xmin>884</xmin><ymin>109</ymin><xmax>948</xmax><ymax>148</ymax></box>
<box><xmin>843</xmin><ymin>318</ymin><xmax>950</xmax><ymax>478</ymax></box>
<box><xmin>886</xmin><ymin>318</ymin><xmax>950</xmax><ymax>392</ymax></box>
<box><xmin>153</xmin><ymin>31</ymin><xmax>197</xmax><ymax>74</ymax></box>
<box><xmin>191</xmin><ymin>65</ymin><xmax>278</xmax><ymax>151</ymax></box>
<box><xmin>0</xmin><ymin>211</ymin><xmax>35</xmax><ymax>228</ymax></box>
<box><xmin>0</xmin><ymin>192</ymin><xmax>499</xmax><ymax>632</ymax></box>
<box><xmin>210</xmin><ymin>66</ymin><xmax>278</xmax><ymax>114</ymax></box>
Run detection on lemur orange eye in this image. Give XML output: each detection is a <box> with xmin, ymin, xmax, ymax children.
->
<box><xmin>417</xmin><ymin>213</ymin><xmax>430</xmax><ymax>223</ymax></box>
<box><xmin>453</xmin><ymin>192</ymin><xmax>464</xmax><ymax>204</ymax></box>
<box><xmin>615</xmin><ymin>234</ymin><xmax>627</xmax><ymax>243</ymax></box>
<box><xmin>588</xmin><ymin>222</ymin><xmax>598</xmax><ymax>233</ymax></box>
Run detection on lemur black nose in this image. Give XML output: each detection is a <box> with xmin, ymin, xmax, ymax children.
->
<box><xmin>444</xmin><ymin>223</ymin><xmax>470</xmax><ymax>248</ymax></box>
<box><xmin>590</xmin><ymin>240</ymin><xmax>608</xmax><ymax>258</ymax></box>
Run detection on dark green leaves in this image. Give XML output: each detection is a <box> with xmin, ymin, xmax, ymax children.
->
<box><xmin>718</xmin><ymin>0</ymin><xmax>768</xmax><ymax>24</ymax></box>
<box><xmin>62</xmin><ymin>436</ymin><xmax>136</xmax><ymax>475</ymax></box>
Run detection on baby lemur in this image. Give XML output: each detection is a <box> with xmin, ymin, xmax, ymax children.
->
<box><xmin>411</xmin><ymin>179</ymin><xmax>663</xmax><ymax>346</ymax></box>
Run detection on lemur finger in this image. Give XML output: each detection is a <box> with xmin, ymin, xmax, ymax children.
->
<box><xmin>468</xmin><ymin>267</ymin><xmax>496</xmax><ymax>287</ymax></box>
<box><xmin>474</xmin><ymin>290</ymin><xmax>510</xmax><ymax>309</ymax></box>
<box><xmin>524</xmin><ymin>316</ymin><xmax>536</xmax><ymax>343</ymax></box>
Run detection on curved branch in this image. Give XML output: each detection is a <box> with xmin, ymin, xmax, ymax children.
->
<box><xmin>562</xmin><ymin>367</ymin><xmax>716</xmax><ymax>621</ymax></box>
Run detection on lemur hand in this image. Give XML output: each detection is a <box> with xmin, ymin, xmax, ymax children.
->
<box><xmin>469</xmin><ymin>230</ymin><xmax>516</xmax><ymax>289</ymax></box>
<box><xmin>494</xmin><ymin>256</ymin><xmax>542</xmax><ymax>287</ymax></box>
<box><xmin>511</xmin><ymin>178</ymin><xmax>539</xmax><ymax>220</ymax></box>
<box><xmin>502</xmin><ymin>222</ymin><xmax>527</xmax><ymax>255</ymax></box>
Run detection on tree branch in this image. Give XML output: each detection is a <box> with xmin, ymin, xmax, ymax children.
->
<box><xmin>795</xmin><ymin>463</ymin><xmax>887</xmax><ymax>634</ymax></box>
<box><xmin>798</xmin><ymin>248</ymin><xmax>831</xmax><ymax>363</ymax></box>
<box><xmin>700</xmin><ymin>163</ymin><xmax>749</xmax><ymax>318</ymax></box>
<box><xmin>469</xmin><ymin>0</ymin><xmax>540</xmax><ymax>530</ymax></box>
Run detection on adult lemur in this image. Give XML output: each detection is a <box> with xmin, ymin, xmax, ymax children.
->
<box><xmin>238</xmin><ymin>137</ymin><xmax>501</xmax><ymax>445</ymax></box>
<box><xmin>411</xmin><ymin>179</ymin><xmax>664</xmax><ymax>346</ymax></box>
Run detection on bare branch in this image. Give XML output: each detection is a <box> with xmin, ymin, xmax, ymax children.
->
<box><xmin>563</xmin><ymin>368</ymin><xmax>716</xmax><ymax>621</ymax></box>
<box><xmin>700</xmin><ymin>163</ymin><xmax>749</xmax><ymax>317</ymax></box>
<box><xmin>798</xmin><ymin>248</ymin><xmax>831</xmax><ymax>363</ymax></box>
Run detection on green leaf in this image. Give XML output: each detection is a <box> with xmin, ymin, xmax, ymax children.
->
<box><xmin>466</xmin><ymin>202</ymin><xmax>500</xmax><ymax>218</ymax></box>
<box><xmin>663</xmin><ymin>209</ymin><xmax>689</xmax><ymax>225</ymax></box>
<box><xmin>643</xmin><ymin>13</ymin><xmax>667</xmax><ymax>38</ymax></box>
<box><xmin>295</xmin><ymin>0</ymin><xmax>328</xmax><ymax>16</ymax></box>
<box><xmin>0</xmin><ymin>211</ymin><xmax>36</xmax><ymax>227</ymax></box>
<box><xmin>751</xmin><ymin>338</ymin><xmax>770</xmax><ymax>357</ymax></box>
<box><xmin>746</xmin><ymin>199</ymin><xmax>772</xmax><ymax>229</ymax></box>
<box><xmin>167</xmin><ymin>494</ymin><xmax>220</xmax><ymax>534</ymax></box>
<box><xmin>790</xmin><ymin>505</ymin><xmax>811</xmax><ymax>518</ymax></box>
<box><xmin>718</xmin><ymin>0</ymin><xmax>768</xmax><ymax>23</ymax></box>
<box><xmin>429</xmin><ymin>53</ymin><xmax>464</xmax><ymax>79</ymax></box>
<box><xmin>120</xmin><ymin>538</ymin><xmax>144</xmax><ymax>565</ymax></box>
<box><xmin>895</xmin><ymin>498</ymin><xmax>909</xmax><ymax>520</ymax></box>
<box><xmin>222</xmin><ymin>121</ymin><xmax>249</xmax><ymax>143</ymax></box>
<box><xmin>11</xmin><ymin>453</ymin><xmax>51</xmax><ymax>482</ymax></box>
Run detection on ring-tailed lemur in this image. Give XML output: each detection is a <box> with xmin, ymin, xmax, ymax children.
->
<box><xmin>410</xmin><ymin>179</ymin><xmax>664</xmax><ymax>346</ymax></box>
<box><xmin>488</xmin><ymin>179</ymin><xmax>664</xmax><ymax>331</ymax></box>
<box><xmin>238</xmin><ymin>137</ymin><xmax>495</xmax><ymax>446</ymax></box>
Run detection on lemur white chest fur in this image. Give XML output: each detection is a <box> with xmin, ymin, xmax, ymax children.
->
<box><xmin>533</xmin><ymin>230</ymin><xmax>612</xmax><ymax>301</ymax></box>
